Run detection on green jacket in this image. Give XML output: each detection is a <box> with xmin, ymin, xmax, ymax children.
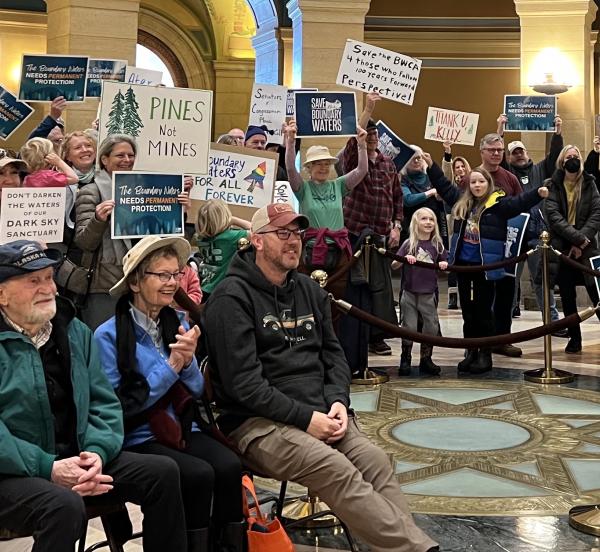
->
<box><xmin>0</xmin><ymin>298</ymin><xmax>124</xmax><ymax>479</ymax></box>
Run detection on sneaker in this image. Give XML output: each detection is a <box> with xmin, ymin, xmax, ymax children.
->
<box><xmin>512</xmin><ymin>306</ymin><xmax>521</xmax><ymax>318</ymax></box>
<box><xmin>447</xmin><ymin>292</ymin><xmax>458</xmax><ymax>310</ymax></box>
<box><xmin>492</xmin><ymin>344</ymin><xmax>522</xmax><ymax>357</ymax></box>
<box><xmin>551</xmin><ymin>327</ymin><xmax>569</xmax><ymax>338</ymax></box>
<box><xmin>419</xmin><ymin>357</ymin><xmax>441</xmax><ymax>376</ymax></box>
<box><xmin>369</xmin><ymin>340</ymin><xmax>392</xmax><ymax>356</ymax></box>
<box><xmin>565</xmin><ymin>338</ymin><xmax>582</xmax><ymax>354</ymax></box>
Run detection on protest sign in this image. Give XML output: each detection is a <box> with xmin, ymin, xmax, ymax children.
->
<box><xmin>286</xmin><ymin>88</ymin><xmax>317</xmax><ymax>117</ymax></box>
<box><xmin>504</xmin><ymin>213</ymin><xmax>530</xmax><ymax>277</ymax></box>
<box><xmin>0</xmin><ymin>84</ymin><xmax>34</xmax><ymax>140</ymax></box>
<box><xmin>376</xmin><ymin>120</ymin><xmax>415</xmax><ymax>172</ymax></box>
<box><xmin>189</xmin><ymin>143</ymin><xmax>277</xmax><ymax>209</ymax></box>
<box><xmin>19</xmin><ymin>54</ymin><xmax>88</xmax><ymax>102</ymax></box>
<box><xmin>294</xmin><ymin>91</ymin><xmax>357</xmax><ymax>138</ymax></box>
<box><xmin>99</xmin><ymin>81</ymin><xmax>212</xmax><ymax>173</ymax></box>
<box><xmin>125</xmin><ymin>66</ymin><xmax>163</xmax><ymax>86</ymax></box>
<box><xmin>248</xmin><ymin>83</ymin><xmax>287</xmax><ymax>145</ymax></box>
<box><xmin>273</xmin><ymin>180</ymin><xmax>299</xmax><ymax>211</ymax></box>
<box><xmin>86</xmin><ymin>59</ymin><xmax>127</xmax><ymax>98</ymax></box>
<box><xmin>504</xmin><ymin>95</ymin><xmax>556</xmax><ymax>132</ymax></box>
<box><xmin>424</xmin><ymin>107</ymin><xmax>479</xmax><ymax>146</ymax></box>
<box><xmin>112</xmin><ymin>172</ymin><xmax>184</xmax><ymax>239</ymax></box>
<box><xmin>591</xmin><ymin>256</ymin><xmax>600</xmax><ymax>300</ymax></box>
<box><xmin>336</xmin><ymin>39</ymin><xmax>421</xmax><ymax>106</ymax></box>
<box><xmin>0</xmin><ymin>187</ymin><xmax>65</xmax><ymax>244</ymax></box>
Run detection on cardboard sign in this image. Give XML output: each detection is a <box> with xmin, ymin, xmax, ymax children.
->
<box><xmin>504</xmin><ymin>213</ymin><xmax>530</xmax><ymax>277</ymax></box>
<box><xmin>125</xmin><ymin>66</ymin><xmax>163</xmax><ymax>87</ymax></box>
<box><xmin>504</xmin><ymin>95</ymin><xmax>557</xmax><ymax>132</ymax></box>
<box><xmin>189</xmin><ymin>143</ymin><xmax>277</xmax><ymax>209</ymax></box>
<box><xmin>0</xmin><ymin>85</ymin><xmax>34</xmax><ymax>140</ymax></box>
<box><xmin>19</xmin><ymin>54</ymin><xmax>89</xmax><ymax>102</ymax></box>
<box><xmin>248</xmin><ymin>83</ymin><xmax>287</xmax><ymax>145</ymax></box>
<box><xmin>376</xmin><ymin>120</ymin><xmax>415</xmax><ymax>172</ymax></box>
<box><xmin>0</xmin><ymin>187</ymin><xmax>65</xmax><ymax>244</ymax></box>
<box><xmin>294</xmin><ymin>91</ymin><xmax>357</xmax><ymax>138</ymax></box>
<box><xmin>99</xmin><ymin>81</ymin><xmax>212</xmax><ymax>174</ymax></box>
<box><xmin>86</xmin><ymin>58</ymin><xmax>127</xmax><ymax>98</ymax></box>
<box><xmin>273</xmin><ymin>180</ymin><xmax>299</xmax><ymax>211</ymax></box>
<box><xmin>424</xmin><ymin>107</ymin><xmax>479</xmax><ymax>146</ymax></box>
<box><xmin>336</xmin><ymin>39</ymin><xmax>421</xmax><ymax>106</ymax></box>
<box><xmin>286</xmin><ymin>88</ymin><xmax>317</xmax><ymax>117</ymax></box>
<box><xmin>112</xmin><ymin>172</ymin><xmax>184</xmax><ymax>239</ymax></box>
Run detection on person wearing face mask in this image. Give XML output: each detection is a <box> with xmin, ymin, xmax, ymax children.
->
<box><xmin>544</xmin><ymin>145</ymin><xmax>600</xmax><ymax>353</ymax></box>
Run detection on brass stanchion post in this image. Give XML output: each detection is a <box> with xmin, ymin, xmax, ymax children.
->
<box><xmin>524</xmin><ymin>231</ymin><xmax>574</xmax><ymax>384</ymax></box>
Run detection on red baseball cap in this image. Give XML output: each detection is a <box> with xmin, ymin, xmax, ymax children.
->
<box><xmin>251</xmin><ymin>203</ymin><xmax>309</xmax><ymax>233</ymax></box>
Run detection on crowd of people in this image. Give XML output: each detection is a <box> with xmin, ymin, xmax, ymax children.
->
<box><xmin>0</xmin><ymin>85</ymin><xmax>599</xmax><ymax>552</ymax></box>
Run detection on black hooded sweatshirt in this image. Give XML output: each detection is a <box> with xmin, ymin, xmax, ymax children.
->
<box><xmin>202</xmin><ymin>248</ymin><xmax>350</xmax><ymax>435</ymax></box>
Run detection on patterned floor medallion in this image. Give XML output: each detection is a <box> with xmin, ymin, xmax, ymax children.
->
<box><xmin>352</xmin><ymin>380</ymin><xmax>600</xmax><ymax>517</ymax></box>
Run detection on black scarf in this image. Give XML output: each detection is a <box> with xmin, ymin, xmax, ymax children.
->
<box><xmin>115</xmin><ymin>293</ymin><xmax>183</xmax><ymax>420</ymax></box>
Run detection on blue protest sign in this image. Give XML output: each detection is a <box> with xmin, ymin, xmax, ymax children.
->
<box><xmin>504</xmin><ymin>95</ymin><xmax>556</xmax><ymax>132</ymax></box>
<box><xmin>590</xmin><ymin>255</ymin><xmax>600</xmax><ymax>300</ymax></box>
<box><xmin>286</xmin><ymin>88</ymin><xmax>317</xmax><ymax>117</ymax></box>
<box><xmin>0</xmin><ymin>85</ymin><xmax>34</xmax><ymax>140</ymax></box>
<box><xmin>19</xmin><ymin>54</ymin><xmax>89</xmax><ymax>102</ymax></box>
<box><xmin>112</xmin><ymin>172</ymin><xmax>184</xmax><ymax>239</ymax></box>
<box><xmin>294</xmin><ymin>91</ymin><xmax>357</xmax><ymax>138</ymax></box>
<box><xmin>504</xmin><ymin>213</ymin><xmax>530</xmax><ymax>277</ymax></box>
<box><xmin>86</xmin><ymin>59</ymin><xmax>127</xmax><ymax>98</ymax></box>
<box><xmin>376</xmin><ymin>120</ymin><xmax>415</xmax><ymax>172</ymax></box>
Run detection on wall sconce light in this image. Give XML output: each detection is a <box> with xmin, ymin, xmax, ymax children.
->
<box><xmin>528</xmin><ymin>48</ymin><xmax>575</xmax><ymax>95</ymax></box>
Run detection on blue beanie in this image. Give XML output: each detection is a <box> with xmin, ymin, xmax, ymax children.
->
<box><xmin>244</xmin><ymin>125</ymin><xmax>269</xmax><ymax>143</ymax></box>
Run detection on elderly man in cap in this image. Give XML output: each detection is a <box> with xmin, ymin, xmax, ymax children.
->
<box><xmin>496</xmin><ymin>113</ymin><xmax>567</xmax><ymax>337</ymax></box>
<box><xmin>203</xmin><ymin>204</ymin><xmax>438</xmax><ymax>552</ymax></box>
<box><xmin>0</xmin><ymin>240</ymin><xmax>187</xmax><ymax>551</ymax></box>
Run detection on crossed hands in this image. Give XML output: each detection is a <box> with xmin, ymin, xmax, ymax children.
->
<box><xmin>307</xmin><ymin>402</ymin><xmax>348</xmax><ymax>444</ymax></box>
<box><xmin>51</xmin><ymin>452</ymin><xmax>113</xmax><ymax>497</ymax></box>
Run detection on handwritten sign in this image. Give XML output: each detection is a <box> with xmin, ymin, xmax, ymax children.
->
<box><xmin>336</xmin><ymin>39</ymin><xmax>421</xmax><ymax>105</ymax></box>
<box><xmin>294</xmin><ymin>91</ymin><xmax>357</xmax><ymax>138</ymax></box>
<box><xmin>273</xmin><ymin>180</ymin><xmax>299</xmax><ymax>211</ymax></box>
<box><xmin>504</xmin><ymin>95</ymin><xmax>556</xmax><ymax>132</ymax></box>
<box><xmin>286</xmin><ymin>88</ymin><xmax>317</xmax><ymax>117</ymax></box>
<box><xmin>86</xmin><ymin>58</ymin><xmax>127</xmax><ymax>98</ymax></box>
<box><xmin>0</xmin><ymin>84</ymin><xmax>34</xmax><ymax>140</ymax></box>
<box><xmin>112</xmin><ymin>172</ymin><xmax>184</xmax><ymax>239</ymax></box>
<box><xmin>189</xmin><ymin>143</ymin><xmax>277</xmax><ymax>209</ymax></box>
<box><xmin>424</xmin><ymin>107</ymin><xmax>479</xmax><ymax>146</ymax></box>
<box><xmin>19</xmin><ymin>54</ymin><xmax>89</xmax><ymax>102</ymax></box>
<box><xmin>0</xmin><ymin>187</ymin><xmax>65</xmax><ymax>244</ymax></box>
<box><xmin>376</xmin><ymin>120</ymin><xmax>415</xmax><ymax>172</ymax></box>
<box><xmin>248</xmin><ymin>83</ymin><xmax>287</xmax><ymax>145</ymax></box>
<box><xmin>125</xmin><ymin>66</ymin><xmax>163</xmax><ymax>87</ymax></box>
<box><xmin>99</xmin><ymin>81</ymin><xmax>212</xmax><ymax>173</ymax></box>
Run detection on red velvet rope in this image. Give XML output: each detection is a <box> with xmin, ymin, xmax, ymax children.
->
<box><xmin>553</xmin><ymin>248</ymin><xmax>600</xmax><ymax>278</ymax></box>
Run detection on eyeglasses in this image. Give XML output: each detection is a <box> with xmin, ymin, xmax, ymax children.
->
<box><xmin>144</xmin><ymin>271</ymin><xmax>185</xmax><ymax>282</ymax></box>
<box><xmin>482</xmin><ymin>148</ymin><xmax>504</xmax><ymax>154</ymax></box>
<box><xmin>259</xmin><ymin>228</ymin><xmax>305</xmax><ymax>240</ymax></box>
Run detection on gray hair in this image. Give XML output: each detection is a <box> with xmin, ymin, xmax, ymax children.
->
<box><xmin>480</xmin><ymin>133</ymin><xmax>504</xmax><ymax>150</ymax></box>
<box><xmin>98</xmin><ymin>134</ymin><xmax>137</xmax><ymax>170</ymax></box>
<box><xmin>216</xmin><ymin>134</ymin><xmax>238</xmax><ymax>146</ymax></box>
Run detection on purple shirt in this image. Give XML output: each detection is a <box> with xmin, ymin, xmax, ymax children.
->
<box><xmin>398</xmin><ymin>239</ymin><xmax>448</xmax><ymax>294</ymax></box>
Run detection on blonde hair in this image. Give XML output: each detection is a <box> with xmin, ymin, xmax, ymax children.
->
<box><xmin>20</xmin><ymin>138</ymin><xmax>54</xmax><ymax>172</ymax></box>
<box><xmin>451</xmin><ymin>168</ymin><xmax>495</xmax><ymax>221</ymax></box>
<box><xmin>196</xmin><ymin>199</ymin><xmax>232</xmax><ymax>237</ymax></box>
<box><xmin>406</xmin><ymin>207</ymin><xmax>445</xmax><ymax>255</ymax></box>
<box><xmin>556</xmin><ymin>144</ymin><xmax>584</xmax><ymax>206</ymax></box>
<box><xmin>60</xmin><ymin>131</ymin><xmax>97</xmax><ymax>164</ymax></box>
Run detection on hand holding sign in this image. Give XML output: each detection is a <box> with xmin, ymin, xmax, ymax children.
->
<box><xmin>96</xmin><ymin>200</ymin><xmax>115</xmax><ymax>222</ymax></box>
<box><xmin>50</xmin><ymin>96</ymin><xmax>66</xmax><ymax>121</ymax></box>
<box><xmin>285</xmin><ymin>119</ymin><xmax>298</xmax><ymax>146</ymax></box>
<box><xmin>537</xmin><ymin>186</ymin><xmax>549</xmax><ymax>199</ymax></box>
<box><xmin>357</xmin><ymin>126</ymin><xmax>367</xmax><ymax>147</ymax></box>
<box><xmin>421</xmin><ymin>152</ymin><xmax>433</xmax><ymax>168</ymax></box>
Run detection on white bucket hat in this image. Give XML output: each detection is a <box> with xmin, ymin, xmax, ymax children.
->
<box><xmin>303</xmin><ymin>145</ymin><xmax>337</xmax><ymax>167</ymax></box>
<box><xmin>110</xmin><ymin>235</ymin><xmax>191</xmax><ymax>296</ymax></box>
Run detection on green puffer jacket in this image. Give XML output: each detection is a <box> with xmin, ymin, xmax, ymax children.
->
<box><xmin>0</xmin><ymin>297</ymin><xmax>124</xmax><ymax>479</ymax></box>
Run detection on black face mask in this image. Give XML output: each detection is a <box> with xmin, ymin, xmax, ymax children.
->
<box><xmin>564</xmin><ymin>158</ymin><xmax>581</xmax><ymax>173</ymax></box>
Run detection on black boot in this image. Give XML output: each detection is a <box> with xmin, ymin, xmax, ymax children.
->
<box><xmin>447</xmin><ymin>292</ymin><xmax>458</xmax><ymax>310</ymax></box>
<box><xmin>470</xmin><ymin>348</ymin><xmax>492</xmax><ymax>374</ymax></box>
<box><xmin>217</xmin><ymin>521</ymin><xmax>246</xmax><ymax>552</ymax></box>
<box><xmin>398</xmin><ymin>345</ymin><xmax>412</xmax><ymax>376</ymax></box>
<box><xmin>457</xmin><ymin>349</ymin><xmax>477</xmax><ymax>373</ymax></box>
<box><xmin>419</xmin><ymin>357</ymin><xmax>441</xmax><ymax>376</ymax></box>
<box><xmin>187</xmin><ymin>528</ymin><xmax>210</xmax><ymax>552</ymax></box>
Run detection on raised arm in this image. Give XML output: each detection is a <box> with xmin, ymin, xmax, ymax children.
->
<box><xmin>358</xmin><ymin>92</ymin><xmax>381</xmax><ymax>129</ymax></box>
<box><xmin>284</xmin><ymin>119</ymin><xmax>303</xmax><ymax>192</ymax></box>
<box><xmin>343</xmin><ymin>127</ymin><xmax>368</xmax><ymax>191</ymax></box>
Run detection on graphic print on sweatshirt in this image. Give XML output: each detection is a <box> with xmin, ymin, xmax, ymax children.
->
<box><xmin>262</xmin><ymin>309</ymin><xmax>315</xmax><ymax>343</ymax></box>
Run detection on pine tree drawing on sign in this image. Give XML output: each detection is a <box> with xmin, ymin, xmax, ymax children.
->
<box><xmin>123</xmin><ymin>86</ymin><xmax>144</xmax><ymax>138</ymax></box>
<box><xmin>107</xmin><ymin>89</ymin><xmax>125</xmax><ymax>135</ymax></box>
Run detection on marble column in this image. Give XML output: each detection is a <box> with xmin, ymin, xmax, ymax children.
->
<box><xmin>45</xmin><ymin>0</ymin><xmax>140</xmax><ymax>133</ymax></box>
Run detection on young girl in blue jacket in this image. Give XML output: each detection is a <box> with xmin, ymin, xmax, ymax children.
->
<box><xmin>423</xmin><ymin>153</ymin><xmax>548</xmax><ymax>374</ymax></box>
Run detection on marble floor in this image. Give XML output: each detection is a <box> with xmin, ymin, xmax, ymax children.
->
<box><xmin>4</xmin><ymin>282</ymin><xmax>600</xmax><ymax>552</ymax></box>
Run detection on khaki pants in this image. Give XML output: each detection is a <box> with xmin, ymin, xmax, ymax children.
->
<box><xmin>230</xmin><ymin>416</ymin><xmax>437</xmax><ymax>552</ymax></box>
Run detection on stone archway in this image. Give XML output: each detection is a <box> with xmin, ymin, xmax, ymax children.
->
<box><xmin>244</xmin><ymin>0</ymin><xmax>282</xmax><ymax>83</ymax></box>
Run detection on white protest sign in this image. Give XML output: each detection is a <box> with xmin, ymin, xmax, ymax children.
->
<box><xmin>336</xmin><ymin>39</ymin><xmax>421</xmax><ymax>106</ymax></box>
<box><xmin>99</xmin><ymin>81</ymin><xmax>212</xmax><ymax>173</ymax></box>
<box><xmin>424</xmin><ymin>107</ymin><xmax>479</xmax><ymax>146</ymax></box>
<box><xmin>249</xmin><ymin>83</ymin><xmax>288</xmax><ymax>145</ymax></box>
<box><xmin>189</xmin><ymin>143</ymin><xmax>277</xmax><ymax>209</ymax></box>
<box><xmin>0</xmin><ymin>187</ymin><xmax>65</xmax><ymax>244</ymax></box>
<box><xmin>273</xmin><ymin>180</ymin><xmax>299</xmax><ymax>211</ymax></box>
<box><xmin>125</xmin><ymin>66</ymin><xmax>163</xmax><ymax>86</ymax></box>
